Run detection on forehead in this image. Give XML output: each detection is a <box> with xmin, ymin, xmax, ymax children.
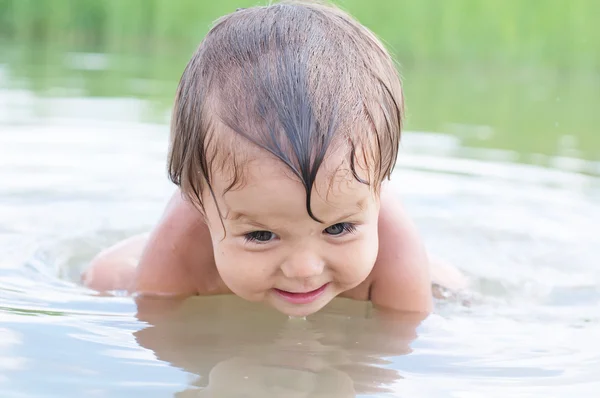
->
<box><xmin>210</xmin><ymin>147</ymin><xmax>374</xmax><ymax>220</ymax></box>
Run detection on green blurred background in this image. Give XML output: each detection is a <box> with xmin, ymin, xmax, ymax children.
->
<box><xmin>0</xmin><ymin>0</ymin><xmax>598</xmax><ymax>168</ymax></box>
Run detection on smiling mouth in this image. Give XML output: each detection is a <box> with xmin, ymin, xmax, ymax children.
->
<box><xmin>273</xmin><ymin>283</ymin><xmax>329</xmax><ymax>304</ymax></box>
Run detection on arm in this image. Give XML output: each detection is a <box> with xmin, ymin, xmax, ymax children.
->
<box><xmin>369</xmin><ymin>189</ymin><xmax>434</xmax><ymax>313</ymax></box>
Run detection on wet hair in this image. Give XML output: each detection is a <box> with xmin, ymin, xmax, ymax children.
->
<box><xmin>168</xmin><ymin>0</ymin><xmax>403</xmax><ymax>221</ymax></box>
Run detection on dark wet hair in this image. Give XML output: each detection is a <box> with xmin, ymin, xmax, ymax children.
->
<box><xmin>168</xmin><ymin>0</ymin><xmax>403</xmax><ymax>221</ymax></box>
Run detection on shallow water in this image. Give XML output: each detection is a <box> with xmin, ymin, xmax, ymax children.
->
<box><xmin>1</xmin><ymin>87</ymin><xmax>600</xmax><ymax>396</ymax></box>
<box><xmin>1</xmin><ymin>1</ymin><xmax>600</xmax><ymax>389</ymax></box>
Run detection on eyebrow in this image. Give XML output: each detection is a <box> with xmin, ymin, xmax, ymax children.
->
<box><xmin>225</xmin><ymin>212</ymin><xmax>272</xmax><ymax>229</ymax></box>
<box><xmin>325</xmin><ymin>210</ymin><xmax>364</xmax><ymax>226</ymax></box>
<box><xmin>226</xmin><ymin>199</ymin><xmax>367</xmax><ymax>228</ymax></box>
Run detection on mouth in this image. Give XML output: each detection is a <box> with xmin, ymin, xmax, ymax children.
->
<box><xmin>273</xmin><ymin>283</ymin><xmax>329</xmax><ymax>305</ymax></box>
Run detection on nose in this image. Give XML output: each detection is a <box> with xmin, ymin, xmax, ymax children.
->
<box><xmin>280</xmin><ymin>251</ymin><xmax>325</xmax><ymax>279</ymax></box>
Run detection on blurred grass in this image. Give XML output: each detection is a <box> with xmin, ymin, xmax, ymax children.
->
<box><xmin>0</xmin><ymin>0</ymin><xmax>598</xmax><ymax>161</ymax></box>
<box><xmin>1</xmin><ymin>0</ymin><xmax>598</xmax><ymax>68</ymax></box>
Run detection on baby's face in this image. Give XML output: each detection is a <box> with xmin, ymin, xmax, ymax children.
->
<box><xmin>202</xmin><ymin>151</ymin><xmax>380</xmax><ymax>317</ymax></box>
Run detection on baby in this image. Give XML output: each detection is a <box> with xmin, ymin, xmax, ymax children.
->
<box><xmin>83</xmin><ymin>0</ymin><xmax>463</xmax><ymax>317</ymax></box>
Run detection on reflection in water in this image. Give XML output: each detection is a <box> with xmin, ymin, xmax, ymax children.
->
<box><xmin>134</xmin><ymin>295</ymin><xmax>420</xmax><ymax>397</ymax></box>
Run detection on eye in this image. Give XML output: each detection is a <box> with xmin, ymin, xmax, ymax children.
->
<box><xmin>323</xmin><ymin>222</ymin><xmax>357</xmax><ymax>236</ymax></box>
<box><xmin>244</xmin><ymin>230</ymin><xmax>276</xmax><ymax>243</ymax></box>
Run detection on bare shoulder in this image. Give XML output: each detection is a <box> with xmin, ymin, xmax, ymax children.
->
<box><xmin>84</xmin><ymin>190</ymin><xmax>221</xmax><ymax>296</ymax></box>
<box><xmin>368</xmin><ymin>188</ymin><xmax>434</xmax><ymax>313</ymax></box>
<box><xmin>133</xmin><ymin>190</ymin><xmax>221</xmax><ymax>295</ymax></box>
<box><xmin>368</xmin><ymin>188</ymin><xmax>467</xmax><ymax>312</ymax></box>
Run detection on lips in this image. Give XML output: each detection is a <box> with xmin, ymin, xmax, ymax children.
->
<box><xmin>273</xmin><ymin>283</ymin><xmax>329</xmax><ymax>305</ymax></box>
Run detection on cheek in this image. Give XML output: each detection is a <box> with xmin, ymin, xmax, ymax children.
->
<box><xmin>358</xmin><ymin>235</ymin><xmax>380</xmax><ymax>270</ymax></box>
<box><xmin>212</xmin><ymin>241</ymin><xmax>275</xmax><ymax>292</ymax></box>
<box><xmin>330</xmin><ymin>234</ymin><xmax>379</xmax><ymax>282</ymax></box>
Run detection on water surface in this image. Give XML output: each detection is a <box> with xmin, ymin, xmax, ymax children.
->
<box><xmin>1</xmin><ymin>1</ymin><xmax>600</xmax><ymax>396</ymax></box>
<box><xmin>1</xmin><ymin>106</ymin><xmax>599</xmax><ymax>396</ymax></box>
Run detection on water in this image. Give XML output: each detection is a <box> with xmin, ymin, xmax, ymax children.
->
<box><xmin>1</xmin><ymin>96</ymin><xmax>599</xmax><ymax>396</ymax></box>
<box><xmin>1</xmin><ymin>1</ymin><xmax>600</xmax><ymax>396</ymax></box>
